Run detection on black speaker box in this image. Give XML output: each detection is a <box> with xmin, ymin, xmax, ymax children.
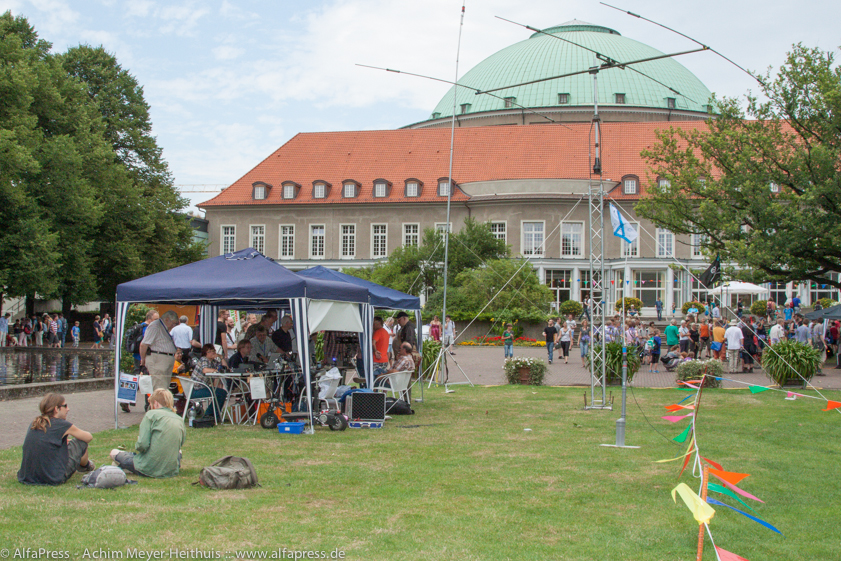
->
<box><xmin>347</xmin><ymin>392</ymin><xmax>386</xmax><ymax>422</ymax></box>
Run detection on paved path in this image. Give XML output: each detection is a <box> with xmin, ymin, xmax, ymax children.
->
<box><xmin>2</xmin><ymin>345</ymin><xmax>838</xmax><ymax>451</ymax></box>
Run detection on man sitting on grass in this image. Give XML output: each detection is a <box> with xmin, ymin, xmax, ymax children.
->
<box><xmin>110</xmin><ymin>389</ymin><xmax>186</xmax><ymax>478</ymax></box>
<box><xmin>18</xmin><ymin>393</ymin><xmax>95</xmax><ymax>485</ymax></box>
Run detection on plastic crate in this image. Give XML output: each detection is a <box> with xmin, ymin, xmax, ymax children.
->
<box><xmin>278</xmin><ymin>422</ymin><xmax>306</xmax><ymax>434</ymax></box>
<box><xmin>348</xmin><ymin>421</ymin><xmax>383</xmax><ymax>429</ymax></box>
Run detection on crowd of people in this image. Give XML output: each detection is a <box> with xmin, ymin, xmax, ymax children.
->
<box><xmin>0</xmin><ymin>312</ymin><xmax>112</xmax><ymax>349</ymax></box>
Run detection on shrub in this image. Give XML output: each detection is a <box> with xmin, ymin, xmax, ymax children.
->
<box><xmin>818</xmin><ymin>298</ymin><xmax>839</xmax><ymax>310</ymax></box>
<box><xmin>503</xmin><ymin>356</ymin><xmax>547</xmax><ymax>386</ymax></box>
<box><xmin>421</xmin><ymin>340</ymin><xmax>442</xmax><ymax>374</ymax></box>
<box><xmin>750</xmin><ymin>300</ymin><xmax>769</xmax><ymax>317</ymax></box>
<box><xmin>585</xmin><ymin>341</ymin><xmax>641</xmax><ymax>384</ymax></box>
<box><xmin>559</xmin><ymin>300</ymin><xmax>583</xmax><ymax>317</ymax></box>
<box><xmin>762</xmin><ymin>340</ymin><xmax>823</xmax><ymax>387</ymax></box>
<box><xmin>614</xmin><ymin>297</ymin><xmax>643</xmax><ymax>313</ymax></box>
<box><xmin>681</xmin><ymin>301</ymin><xmax>707</xmax><ymax>315</ymax></box>
<box><xmin>675</xmin><ymin>359</ymin><xmax>723</xmax><ymax>388</ymax></box>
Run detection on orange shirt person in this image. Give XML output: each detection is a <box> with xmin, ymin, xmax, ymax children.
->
<box><xmin>372</xmin><ymin>317</ymin><xmax>391</xmax><ymax>377</ymax></box>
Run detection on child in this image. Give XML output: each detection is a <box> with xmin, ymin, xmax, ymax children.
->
<box><xmin>502</xmin><ymin>323</ymin><xmax>514</xmax><ymax>361</ymax></box>
<box><xmin>649</xmin><ymin>330</ymin><xmax>662</xmax><ymax>372</ymax></box>
<box><xmin>71</xmin><ymin>321</ymin><xmax>80</xmax><ymax>348</ymax></box>
<box><xmin>643</xmin><ymin>336</ymin><xmax>653</xmax><ymax>368</ymax></box>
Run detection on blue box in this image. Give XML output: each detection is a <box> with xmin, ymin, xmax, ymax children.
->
<box><xmin>348</xmin><ymin>421</ymin><xmax>383</xmax><ymax>429</ymax></box>
<box><xmin>278</xmin><ymin>422</ymin><xmax>306</xmax><ymax>434</ymax></box>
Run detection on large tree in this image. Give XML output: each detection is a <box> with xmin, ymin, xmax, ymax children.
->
<box><xmin>636</xmin><ymin>44</ymin><xmax>841</xmax><ymax>289</ymax></box>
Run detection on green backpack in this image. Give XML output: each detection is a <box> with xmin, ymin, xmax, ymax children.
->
<box><xmin>195</xmin><ymin>456</ymin><xmax>259</xmax><ymax>489</ymax></box>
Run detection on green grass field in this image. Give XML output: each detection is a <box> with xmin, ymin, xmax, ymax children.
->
<box><xmin>0</xmin><ymin>385</ymin><xmax>838</xmax><ymax>560</ymax></box>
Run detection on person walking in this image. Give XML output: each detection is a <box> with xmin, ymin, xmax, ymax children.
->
<box><xmin>724</xmin><ymin>319</ymin><xmax>744</xmax><ymax>374</ymax></box>
<box><xmin>71</xmin><ymin>321</ymin><xmax>80</xmax><ymax>347</ymax></box>
<box><xmin>0</xmin><ymin>312</ymin><xmax>9</xmax><ymax>347</ymax></box>
<box><xmin>812</xmin><ymin>320</ymin><xmax>827</xmax><ymax>376</ymax></box>
<box><xmin>655</xmin><ymin>298</ymin><xmax>663</xmax><ymax>321</ymax></box>
<box><xmin>502</xmin><ymin>323</ymin><xmax>514</xmax><ymax>360</ymax></box>
<box><xmin>429</xmin><ymin>316</ymin><xmax>441</xmax><ymax>342</ymax></box>
<box><xmin>543</xmin><ymin>319</ymin><xmax>557</xmax><ymax>365</ymax></box>
<box><xmin>139</xmin><ymin>311</ymin><xmax>180</xmax><ymax>392</ymax></box>
<box><xmin>649</xmin><ymin>329</ymin><xmax>662</xmax><ymax>373</ymax></box>
<box><xmin>557</xmin><ymin>322</ymin><xmax>572</xmax><ymax>364</ymax></box>
<box><xmin>442</xmin><ymin>315</ymin><xmax>455</xmax><ymax>355</ymax></box>
<box><xmin>578</xmin><ymin>320</ymin><xmax>590</xmax><ymax>368</ymax></box>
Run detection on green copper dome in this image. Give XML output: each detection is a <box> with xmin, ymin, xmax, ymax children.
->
<box><xmin>427</xmin><ymin>20</ymin><xmax>712</xmax><ymax>119</ymax></box>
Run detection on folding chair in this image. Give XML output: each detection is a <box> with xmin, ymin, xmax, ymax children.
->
<box><xmin>176</xmin><ymin>376</ymin><xmax>220</xmax><ymax>424</ymax></box>
<box><xmin>372</xmin><ymin>371</ymin><xmax>412</xmax><ymax>403</ymax></box>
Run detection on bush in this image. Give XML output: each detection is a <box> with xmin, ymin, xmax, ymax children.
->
<box><xmin>421</xmin><ymin>340</ymin><xmax>442</xmax><ymax>376</ymax></box>
<box><xmin>762</xmin><ymin>340</ymin><xmax>823</xmax><ymax>387</ymax></box>
<box><xmin>675</xmin><ymin>359</ymin><xmax>723</xmax><ymax>388</ymax></box>
<box><xmin>585</xmin><ymin>341</ymin><xmax>641</xmax><ymax>384</ymax></box>
<box><xmin>818</xmin><ymin>298</ymin><xmax>839</xmax><ymax>309</ymax></box>
<box><xmin>614</xmin><ymin>297</ymin><xmax>643</xmax><ymax>313</ymax></box>
<box><xmin>559</xmin><ymin>300</ymin><xmax>583</xmax><ymax>317</ymax></box>
<box><xmin>750</xmin><ymin>300</ymin><xmax>769</xmax><ymax>317</ymax></box>
<box><xmin>503</xmin><ymin>356</ymin><xmax>547</xmax><ymax>385</ymax></box>
<box><xmin>681</xmin><ymin>301</ymin><xmax>707</xmax><ymax>315</ymax></box>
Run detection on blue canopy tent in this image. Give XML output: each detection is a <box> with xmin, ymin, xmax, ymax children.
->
<box><xmin>297</xmin><ymin>266</ymin><xmax>422</xmax><ymax>388</ymax></box>
<box><xmin>113</xmin><ymin>249</ymin><xmax>370</xmax><ymax>431</ymax></box>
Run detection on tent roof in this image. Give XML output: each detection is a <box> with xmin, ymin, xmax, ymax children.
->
<box><xmin>297</xmin><ymin>265</ymin><xmax>420</xmax><ymax>310</ymax></box>
<box><xmin>707</xmin><ymin>281</ymin><xmax>769</xmax><ymax>296</ymax></box>
<box><xmin>116</xmin><ymin>249</ymin><xmax>369</xmax><ymax>305</ymax></box>
<box><xmin>805</xmin><ymin>304</ymin><xmax>841</xmax><ymax>321</ymax></box>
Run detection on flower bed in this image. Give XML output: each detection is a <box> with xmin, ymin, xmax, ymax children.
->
<box><xmin>458</xmin><ymin>335</ymin><xmax>544</xmax><ymax>347</ymax></box>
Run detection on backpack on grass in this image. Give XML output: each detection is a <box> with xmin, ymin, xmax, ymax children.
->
<box><xmin>78</xmin><ymin>466</ymin><xmax>135</xmax><ymax>489</ymax></box>
<box><xmin>195</xmin><ymin>456</ymin><xmax>259</xmax><ymax>489</ymax></box>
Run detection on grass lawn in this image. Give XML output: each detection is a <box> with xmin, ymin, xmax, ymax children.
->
<box><xmin>0</xmin><ymin>385</ymin><xmax>839</xmax><ymax>560</ymax></box>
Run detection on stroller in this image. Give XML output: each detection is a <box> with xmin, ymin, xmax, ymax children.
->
<box><xmin>661</xmin><ymin>351</ymin><xmax>682</xmax><ymax>372</ymax></box>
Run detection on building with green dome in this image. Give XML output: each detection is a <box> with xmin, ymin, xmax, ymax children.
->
<box><xmin>409</xmin><ymin>20</ymin><xmax>714</xmax><ymax>129</ymax></box>
<box><xmin>201</xmin><ymin>21</ymin><xmax>835</xmax><ymax>315</ymax></box>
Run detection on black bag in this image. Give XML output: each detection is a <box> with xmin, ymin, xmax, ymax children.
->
<box><xmin>125</xmin><ymin>323</ymin><xmax>145</xmax><ymax>355</ymax></box>
<box><xmin>385</xmin><ymin>397</ymin><xmax>414</xmax><ymax>415</ymax></box>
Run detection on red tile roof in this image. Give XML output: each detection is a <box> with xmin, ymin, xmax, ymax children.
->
<box><xmin>199</xmin><ymin>121</ymin><xmax>710</xmax><ymax>207</ymax></box>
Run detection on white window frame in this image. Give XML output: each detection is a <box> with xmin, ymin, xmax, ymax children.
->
<box><xmin>374</xmin><ymin>182</ymin><xmax>387</xmax><ymax>198</ymax></box>
<box><xmin>621</xmin><ymin>222</ymin><xmax>639</xmax><ymax>257</ymax></box>
<box><xmin>658</xmin><ymin>178</ymin><xmax>671</xmax><ymax>189</ymax></box>
<box><xmin>278</xmin><ymin>224</ymin><xmax>295</xmax><ymax>260</ymax></box>
<box><xmin>253</xmin><ymin>185</ymin><xmax>267</xmax><ymax>200</ymax></box>
<box><xmin>340</xmin><ymin>224</ymin><xmax>356</xmax><ymax>259</ymax></box>
<box><xmin>560</xmin><ymin>221</ymin><xmax>584</xmax><ymax>257</ymax></box>
<box><xmin>371</xmin><ymin>224</ymin><xmax>388</xmax><ymax>259</ymax></box>
<box><xmin>490</xmin><ymin>221</ymin><xmax>507</xmax><ymax>243</ymax></box>
<box><xmin>310</xmin><ymin>224</ymin><xmax>326</xmax><ymax>259</ymax></box>
<box><xmin>656</xmin><ymin>228</ymin><xmax>674</xmax><ymax>258</ymax></box>
<box><xmin>558</xmin><ymin>93</ymin><xmax>570</xmax><ymax>104</ymax></box>
<box><xmin>438</xmin><ymin>181</ymin><xmax>452</xmax><ymax>197</ymax></box>
<box><xmin>343</xmin><ymin>183</ymin><xmax>356</xmax><ymax>198</ymax></box>
<box><xmin>521</xmin><ymin>221</ymin><xmax>545</xmax><ymax>257</ymax></box>
<box><xmin>403</xmin><ymin>223</ymin><xmax>420</xmax><ymax>247</ymax></box>
<box><xmin>504</xmin><ymin>97</ymin><xmax>516</xmax><ymax>108</ymax></box>
<box><xmin>623</xmin><ymin>178</ymin><xmax>637</xmax><ymax>195</ymax></box>
<box><xmin>691</xmin><ymin>233</ymin><xmax>707</xmax><ymax>258</ymax></box>
<box><xmin>282</xmin><ymin>184</ymin><xmax>295</xmax><ymax>199</ymax></box>
<box><xmin>405</xmin><ymin>182</ymin><xmax>419</xmax><ymax>197</ymax></box>
<box><xmin>313</xmin><ymin>184</ymin><xmax>326</xmax><ymax>199</ymax></box>
<box><xmin>249</xmin><ymin>224</ymin><xmax>265</xmax><ymax>254</ymax></box>
<box><xmin>770</xmin><ymin>182</ymin><xmax>779</xmax><ymax>193</ymax></box>
<box><xmin>220</xmin><ymin>225</ymin><xmax>236</xmax><ymax>255</ymax></box>
<box><xmin>435</xmin><ymin>222</ymin><xmax>452</xmax><ymax>234</ymax></box>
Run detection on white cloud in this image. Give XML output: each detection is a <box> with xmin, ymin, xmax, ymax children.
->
<box><xmin>211</xmin><ymin>43</ymin><xmax>244</xmax><ymax>61</ymax></box>
<box><xmin>125</xmin><ymin>0</ymin><xmax>154</xmax><ymax>17</ymax></box>
<box><xmin>157</xmin><ymin>3</ymin><xmax>210</xmax><ymax>36</ymax></box>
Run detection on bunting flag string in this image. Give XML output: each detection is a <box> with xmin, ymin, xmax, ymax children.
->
<box><xmin>823</xmin><ymin>400</ymin><xmax>841</xmax><ymax>412</ymax></box>
<box><xmin>715</xmin><ymin>546</ymin><xmax>751</xmax><ymax>561</ymax></box>
<box><xmin>654</xmin><ymin>441</ymin><xmax>694</xmax><ymax>464</ymax></box>
<box><xmin>749</xmin><ymin>385</ymin><xmax>771</xmax><ymax>394</ymax></box>
<box><xmin>713</xmin><ymin>478</ymin><xmax>765</xmax><ymax>503</ymax></box>
<box><xmin>706</xmin><ymin>498</ymin><xmax>783</xmax><ymax>535</ymax></box>
<box><xmin>708</xmin><ymin>468</ymin><xmax>750</xmax><ymax>486</ymax></box>
<box><xmin>662</xmin><ymin>414</ymin><xmax>693</xmax><ymax>423</ymax></box>
<box><xmin>708</xmin><ymin>483</ymin><xmax>757</xmax><ymax>513</ymax></box>
<box><xmin>702</xmin><ymin>457</ymin><xmax>723</xmax><ymax>470</ymax></box>
<box><xmin>673</xmin><ymin>424</ymin><xmax>693</xmax><ymax>443</ymax></box>
<box><xmin>672</xmin><ymin>483</ymin><xmax>716</xmax><ymax>525</ymax></box>
<box><xmin>715</xmin><ymin>376</ymin><xmax>836</xmax><ymax>408</ymax></box>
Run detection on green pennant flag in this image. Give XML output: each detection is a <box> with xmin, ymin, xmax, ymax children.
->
<box><xmin>708</xmin><ymin>483</ymin><xmax>757</xmax><ymax>513</ymax></box>
<box><xmin>673</xmin><ymin>424</ymin><xmax>693</xmax><ymax>443</ymax></box>
<box><xmin>749</xmin><ymin>385</ymin><xmax>771</xmax><ymax>394</ymax></box>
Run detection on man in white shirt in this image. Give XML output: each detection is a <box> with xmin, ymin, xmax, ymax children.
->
<box><xmin>769</xmin><ymin>319</ymin><xmax>786</xmax><ymax>345</ymax></box>
<box><xmin>724</xmin><ymin>319</ymin><xmax>744</xmax><ymax>374</ymax></box>
<box><xmin>169</xmin><ymin>315</ymin><xmax>193</xmax><ymax>356</ymax></box>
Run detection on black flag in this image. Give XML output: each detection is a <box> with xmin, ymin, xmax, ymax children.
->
<box><xmin>699</xmin><ymin>254</ymin><xmax>721</xmax><ymax>288</ymax></box>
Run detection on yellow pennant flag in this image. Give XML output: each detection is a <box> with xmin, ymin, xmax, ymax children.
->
<box><xmin>671</xmin><ymin>482</ymin><xmax>716</xmax><ymax>525</ymax></box>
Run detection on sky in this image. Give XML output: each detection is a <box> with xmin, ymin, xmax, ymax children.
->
<box><xmin>1</xmin><ymin>0</ymin><xmax>838</xmax><ymax>213</ymax></box>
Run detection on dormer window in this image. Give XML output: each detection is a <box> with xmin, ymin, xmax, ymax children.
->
<box><xmin>460</xmin><ymin>103</ymin><xmax>471</xmax><ymax>114</ymax></box>
<box><xmin>558</xmin><ymin>93</ymin><xmax>570</xmax><ymax>104</ymax></box>
<box><xmin>666</xmin><ymin>97</ymin><xmax>676</xmax><ymax>109</ymax></box>
<box><xmin>343</xmin><ymin>182</ymin><xmax>359</xmax><ymax>198</ymax></box>
<box><xmin>373</xmin><ymin>179</ymin><xmax>392</xmax><ymax>198</ymax></box>
<box><xmin>622</xmin><ymin>176</ymin><xmax>638</xmax><ymax>195</ymax></box>
<box><xmin>405</xmin><ymin>179</ymin><xmax>422</xmax><ymax>198</ymax></box>
<box><xmin>252</xmin><ymin>182</ymin><xmax>271</xmax><ymax>200</ymax></box>
<box><xmin>281</xmin><ymin>182</ymin><xmax>300</xmax><ymax>200</ymax></box>
<box><xmin>615</xmin><ymin>93</ymin><xmax>626</xmax><ymax>104</ymax></box>
<box><xmin>431</xmin><ymin>112</ymin><xmax>441</xmax><ymax>119</ymax></box>
<box><xmin>504</xmin><ymin>97</ymin><xmax>516</xmax><ymax>108</ymax></box>
<box><xmin>313</xmin><ymin>184</ymin><xmax>326</xmax><ymax>199</ymax></box>
<box><xmin>438</xmin><ymin>179</ymin><xmax>453</xmax><ymax>197</ymax></box>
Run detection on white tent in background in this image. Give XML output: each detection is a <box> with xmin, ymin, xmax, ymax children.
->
<box><xmin>706</xmin><ymin>281</ymin><xmax>769</xmax><ymax>296</ymax></box>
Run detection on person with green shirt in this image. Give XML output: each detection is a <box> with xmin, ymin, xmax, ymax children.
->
<box><xmin>503</xmin><ymin>323</ymin><xmax>514</xmax><ymax>360</ymax></box>
<box><xmin>110</xmin><ymin>389</ymin><xmax>186</xmax><ymax>478</ymax></box>
<box><xmin>664</xmin><ymin>319</ymin><xmax>681</xmax><ymax>348</ymax></box>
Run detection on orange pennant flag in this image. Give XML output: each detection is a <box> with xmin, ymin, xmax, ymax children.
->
<box><xmin>702</xmin><ymin>457</ymin><xmax>723</xmax><ymax>471</ymax></box>
<box><xmin>709</xmin><ymin>468</ymin><xmax>750</xmax><ymax>486</ymax></box>
<box><xmin>823</xmin><ymin>400</ymin><xmax>841</xmax><ymax>412</ymax></box>
<box><xmin>665</xmin><ymin>404</ymin><xmax>695</xmax><ymax>411</ymax></box>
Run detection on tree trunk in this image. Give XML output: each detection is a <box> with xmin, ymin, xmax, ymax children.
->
<box><xmin>61</xmin><ymin>296</ymin><xmax>72</xmax><ymax>317</ymax></box>
<box><xmin>25</xmin><ymin>294</ymin><xmax>35</xmax><ymax>316</ymax></box>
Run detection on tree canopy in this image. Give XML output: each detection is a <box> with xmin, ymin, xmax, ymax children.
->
<box><xmin>636</xmin><ymin>44</ymin><xmax>841</xmax><ymax>289</ymax></box>
<box><xmin>0</xmin><ymin>12</ymin><xmax>203</xmax><ymax>311</ymax></box>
